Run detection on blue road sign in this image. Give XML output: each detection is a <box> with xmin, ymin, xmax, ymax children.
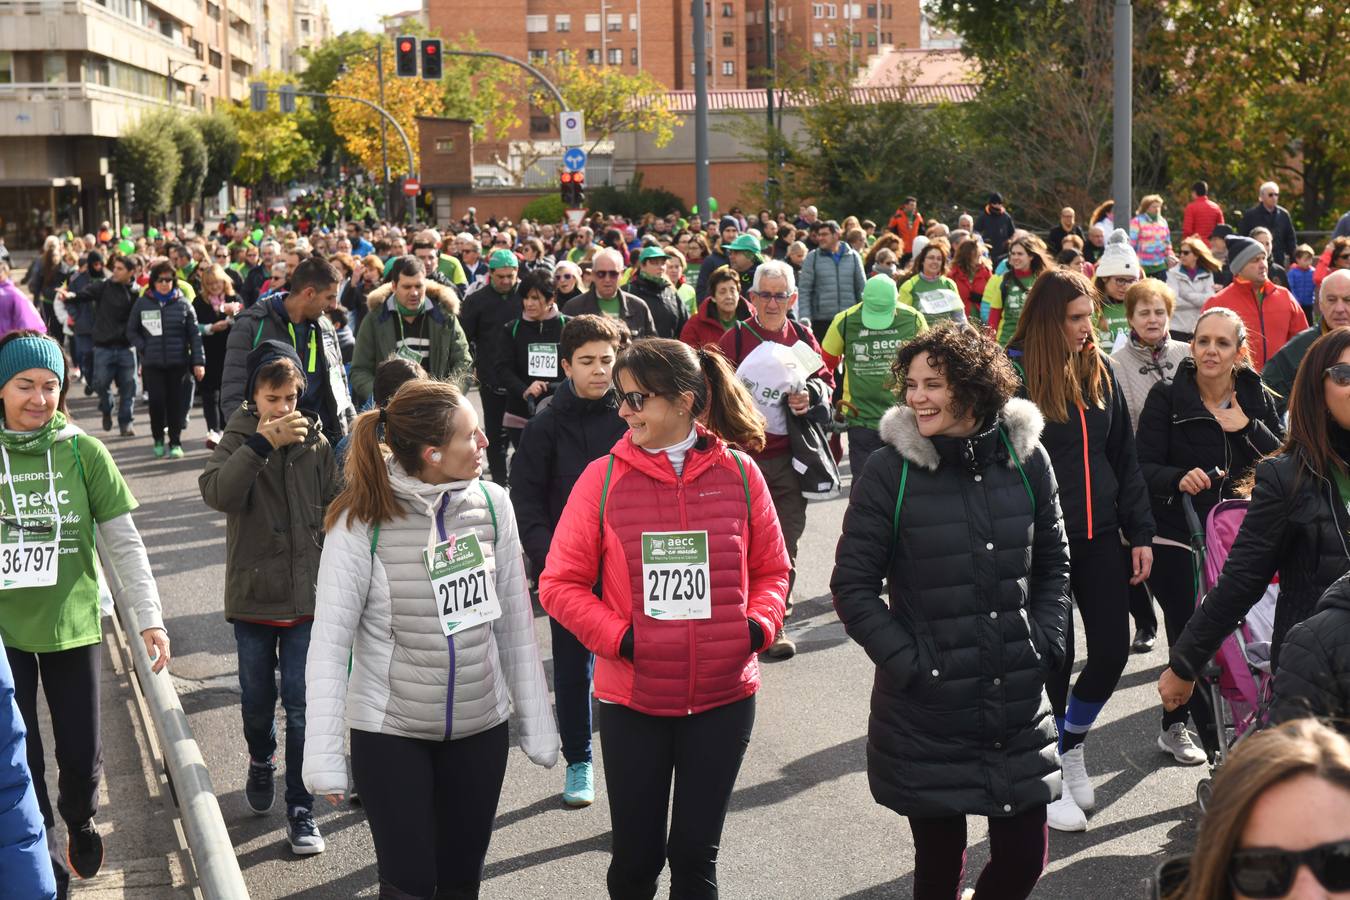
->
<box><xmin>563</xmin><ymin>147</ymin><xmax>587</xmax><ymax>173</ymax></box>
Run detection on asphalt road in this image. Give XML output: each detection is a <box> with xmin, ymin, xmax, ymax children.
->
<box><xmin>82</xmin><ymin>388</ymin><xmax>1206</xmax><ymax>899</ymax></box>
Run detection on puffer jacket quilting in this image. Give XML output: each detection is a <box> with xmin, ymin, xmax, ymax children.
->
<box><xmin>831</xmin><ymin>398</ymin><xmax>1070</xmax><ymax>818</ymax></box>
<box><xmin>1272</xmin><ymin>573</ymin><xmax>1350</xmax><ymax>731</ymax></box>
<box><xmin>303</xmin><ymin>466</ymin><xmax>558</xmax><ymax>797</ymax></box>
<box><xmin>539</xmin><ymin>427</ymin><xmax>790</xmax><ymax>716</ymax></box>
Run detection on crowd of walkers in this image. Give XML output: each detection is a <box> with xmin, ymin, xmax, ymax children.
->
<box><xmin>2</xmin><ymin>178</ymin><xmax>1350</xmax><ymax>900</ymax></box>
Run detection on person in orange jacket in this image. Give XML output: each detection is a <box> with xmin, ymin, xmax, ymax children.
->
<box><xmin>1202</xmin><ymin>235</ymin><xmax>1308</xmax><ymax>372</ymax></box>
<box><xmin>887</xmin><ymin>197</ymin><xmax>924</xmax><ymax>255</ymax></box>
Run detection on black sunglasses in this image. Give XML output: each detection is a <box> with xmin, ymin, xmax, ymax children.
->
<box><xmin>1325</xmin><ymin>363</ymin><xmax>1350</xmax><ymax>387</ymax></box>
<box><xmin>1228</xmin><ymin>840</ymin><xmax>1350</xmax><ymax>897</ymax></box>
<box><xmin>612</xmin><ymin>388</ymin><xmax>659</xmax><ymax>411</ymax></box>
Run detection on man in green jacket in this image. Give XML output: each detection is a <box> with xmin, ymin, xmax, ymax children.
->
<box><xmin>1263</xmin><ymin>268</ymin><xmax>1350</xmax><ymax>409</ymax></box>
<box><xmin>350</xmin><ymin>255</ymin><xmax>472</xmax><ymax>406</ymax></box>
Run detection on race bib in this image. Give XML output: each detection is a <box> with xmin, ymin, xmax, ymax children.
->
<box><xmin>0</xmin><ymin>518</ymin><xmax>59</xmax><ymax>590</ymax></box>
<box><xmin>917</xmin><ymin>288</ymin><xmax>965</xmax><ymax>319</ymax></box>
<box><xmin>423</xmin><ymin>533</ymin><xmax>502</xmax><ymax>636</ymax></box>
<box><xmin>641</xmin><ymin>531</ymin><xmax>711</xmax><ymax>620</ymax></box>
<box><xmin>396</xmin><ymin>342</ymin><xmax>423</xmax><ymax>364</ymax></box>
<box><xmin>141</xmin><ymin>309</ymin><xmax>163</xmax><ymax>336</ymax></box>
<box><xmin>527</xmin><ymin>343</ymin><xmax>558</xmax><ymax>378</ymax></box>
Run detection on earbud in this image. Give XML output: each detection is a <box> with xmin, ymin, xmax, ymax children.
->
<box><xmin>431</xmin><ymin>452</ymin><xmax>443</xmax><ymax>462</ymax></box>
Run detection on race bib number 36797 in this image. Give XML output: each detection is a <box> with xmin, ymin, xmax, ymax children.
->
<box><xmin>423</xmin><ymin>533</ymin><xmax>502</xmax><ymax>636</ymax></box>
<box><xmin>641</xmin><ymin>530</ymin><xmax>712</xmax><ymax>620</ymax></box>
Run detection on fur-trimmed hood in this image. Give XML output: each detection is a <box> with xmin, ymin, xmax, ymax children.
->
<box><xmin>877</xmin><ymin>396</ymin><xmax>1044</xmax><ymax>471</ymax></box>
<box><xmin>366</xmin><ymin>279</ymin><xmax>460</xmax><ymax>318</ymax></box>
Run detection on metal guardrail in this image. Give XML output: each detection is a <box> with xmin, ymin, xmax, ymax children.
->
<box><xmin>98</xmin><ymin>542</ymin><xmax>250</xmax><ymax>899</ymax></box>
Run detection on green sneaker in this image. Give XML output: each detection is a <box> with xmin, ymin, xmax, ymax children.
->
<box><xmin>562</xmin><ymin>761</ymin><xmax>594</xmax><ymax>808</ymax></box>
<box><xmin>168</xmin><ymin>445</ymin><xmax>185</xmax><ymax>459</ymax></box>
<box><xmin>152</xmin><ymin>442</ymin><xmax>165</xmax><ymax>458</ymax></box>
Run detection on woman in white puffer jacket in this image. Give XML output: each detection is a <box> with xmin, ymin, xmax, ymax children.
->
<box><xmin>303</xmin><ymin>379</ymin><xmax>558</xmax><ymax>900</ymax></box>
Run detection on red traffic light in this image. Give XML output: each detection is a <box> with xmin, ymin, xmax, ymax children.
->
<box><xmin>425</xmin><ymin>44</ymin><xmax>438</xmax><ymax>55</ymax></box>
<box><xmin>560</xmin><ymin>172</ymin><xmax>573</xmax><ymax>183</ymax></box>
<box><xmin>400</xmin><ymin>40</ymin><xmax>413</xmax><ymax>52</ymax></box>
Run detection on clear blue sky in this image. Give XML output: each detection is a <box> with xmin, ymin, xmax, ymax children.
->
<box><xmin>329</xmin><ymin>0</ymin><xmax>414</xmax><ymax>35</ymax></box>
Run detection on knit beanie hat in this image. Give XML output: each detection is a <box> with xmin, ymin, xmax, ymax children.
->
<box><xmin>1226</xmin><ymin>235</ymin><xmax>1265</xmax><ymax>277</ymax></box>
<box><xmin>0</xmin><ymin>335</ymin><xmax>65</xmax><ymax>390</ymax></box>
<box><xmin>719</xmin><ymin>215</ymin><xmax>740</xmax><ymax>234</ymax></box>
<box><xmin>1093</xmin><ymin>228</ymin><xmax>1141</xmax><ymax>279</ymax></box>
<box><xmin>860</xmin><ymin>274</ymin><xmax>900</xmax><ymax>330</ymax></box>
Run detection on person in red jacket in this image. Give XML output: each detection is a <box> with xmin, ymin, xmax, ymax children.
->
<box><xmin>1203</xmin><ymin>235</ymin><xmax>1308</xmax><ymax>372</ymax></box>
<box><xmin>1181</xmin><ymin>180</ymin><xmax>1225</xmax><ymax>242</ymax></box>
<box><xmin>540</xmin><ymin>337</ymin><xmax>789</xmax><ymax>899</ymax></box>
<box><xmin>679</xmin><ymin>265</ymin><xmax>754</xmax><ymax>350</ymax></box>
<box><xmin>887</xmin><ymin>196</ymin><xmax>924</xmax><ymax>254</ymax></box>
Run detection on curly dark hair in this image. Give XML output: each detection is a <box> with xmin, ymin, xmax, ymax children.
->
<box><xmin>892</xmin><ymin>322</ymin><xmax>1019</xmax><ymax>424</ymax></box>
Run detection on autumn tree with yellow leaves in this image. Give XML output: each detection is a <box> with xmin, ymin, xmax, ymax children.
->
<box><xmin>330</xmin><ymin>61</ymin><xmax>443</xmax><ymax>178</ymax></box>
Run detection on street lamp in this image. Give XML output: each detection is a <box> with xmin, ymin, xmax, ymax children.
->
<box><xmin>335</xmin><ymin>44</ymin><xmax>390</xmax><ymax>219</ymax></box>
<box><xmin>167</xmin><ymin>61</ymin><xmax>209</xmax><ymax>107</ymax></box>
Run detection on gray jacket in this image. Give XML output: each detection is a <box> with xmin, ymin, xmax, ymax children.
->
<box><xmin>798</xmin><ymin>244</ymin><xmax>867</xmax><ymax>324</ymax></box>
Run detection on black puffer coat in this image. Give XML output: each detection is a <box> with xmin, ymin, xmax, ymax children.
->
<box><xmin>1007</xmin><ymin>345</ymin><xmax>1155</xmax><ymax>546</ymax></box>
<box><xmin>1272</xmin><ymin>574</ymin><xmax>1350</xmax><ymax>733</ymax></box>
<box><xmin>831</xmin><ymin>398</ymin><xmax>1071</xmax><ymax>818</ymax></box>
<box><xmin>627</xmin><ymin>275</ymin><xmax>688</xmax><ymax>339</ymax></box>
<box><xmin>1136</xmin><ymin>358</ymin><xmax>1283</xmax><ymax>543</ymax></box>
<box><xmin>1170</xmin><ymin>445</ymin><xmax>1350</xmax><ymax>679</ymax></box>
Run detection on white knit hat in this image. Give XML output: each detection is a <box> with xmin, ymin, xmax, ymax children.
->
<box><xmin>1093</xmin><ymin>228</ymin><xmax>1140</xmax><ymax>279</ymax></box>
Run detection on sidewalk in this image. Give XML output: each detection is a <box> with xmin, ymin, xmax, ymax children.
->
<box><xmin>37</xmin><ymin>616</ymin><xmax>195</xmax><ymax>898</ymax></box>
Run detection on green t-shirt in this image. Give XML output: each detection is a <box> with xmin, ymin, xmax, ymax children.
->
<box><xmin>438</xmin><ymin>254</ymin><xmax>467</xmax><ymax>287</ymax></box>
<box><xmin>676</xmin><ymin>282</ymin><xmax>697</xmax><ymax>316</ymax></box>
<box><xmin>987</xmin><ymin>272</ymin><xmax>1035</xmax><ymax>345</ymax></box>
<box><xmin>596</xmin><ymin>295</ymin><xmax>621</xmax><ymax>318</ymax></box>
<box><xmin>1099</xmin><ymin>302</ymin><xmax>1130</xmax><ymax>350</ymax></box>
<box><xmin>0</xmin><ymin>434</ymin><xmax>137</xmax><ymax>652</ymax></box>
<box><xmin>821</xmin><ymin>303</ymin><xmax>928</xmax><ymax>429</ymax></box>
<box><xmin>900</xmin><ymin>274</ymin><xmax>966</xmax><ymax>324</ymax></box>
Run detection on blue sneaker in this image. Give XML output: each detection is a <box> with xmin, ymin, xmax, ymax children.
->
<box><xmin>562</xmin><ymin>762</ymin><xmax>594</xmax><ymax>808</ymax></box>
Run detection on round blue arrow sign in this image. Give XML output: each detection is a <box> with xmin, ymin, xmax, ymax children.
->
<box><xmin>563</xmin><ymin>147</ymin><xmax>587</xmax><ymax>173</ymax></box>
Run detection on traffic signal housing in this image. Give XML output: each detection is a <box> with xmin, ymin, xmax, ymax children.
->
<box><xmin>560</xmin><ymin>170</ymin><xmax>586</xmax><ymax>208</ymax></box>
<box><xmin>395</xmin><ymin>36</ymin><xmax>418</xmax><ymax>77</ymax></box>
<box><xmin>421</xmin><ymin>38</ymin><xmax>442</xmax><ymax>80</ymax></box>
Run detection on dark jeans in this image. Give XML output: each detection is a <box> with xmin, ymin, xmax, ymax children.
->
<box><xmin>907</xmin><ymin>805</ymin><xmax>1048</xmax><ymax>900</ymax></box>
<box><xmin>1150</xmin><ymin>543</ymin><xmax>1218</xmax><ymax>746</ymax></box>
<box><xmin>93</xmin><ymin>345</ymin><xmax>137</xmax><ymax>427</ymax></box>
<box><xmin>1048</xmin><ymin>536</ymin><xmax>1131</xmax><ymax>710</ymax></box>
<box><xmin>233</xmin><ymin>620</ymin><xmax>313</xmax><ymax>810</ymax></box>
<box><xmin>549</xmin><ymin>616</ymin><xmax>595</xmax><ymax>766</ymax></box>
<box><xmin>350</xmin><ymin>723</ymin><xmax>509</xmax><ymax>899</ymax></box>
<box><xmin>6</xmin><ymin>643</ymin><xmax>102</xmax><ymax>830</ymax></box>
<box><xmin>600</xmin><ymin>694</ymin><xmax>755</xmax><ymax>900</ymax></box>
<box><xmin>480</xmin><ymin>387</ymin><xmax>510</xmax><ymax>485</ymax></box>
<box><xmin>200</xmin><ymin>384</ymin><xmax>224</xmax><ymax>433</ymax></box>
<box><xmin>72</xmin><ymin>334</ymin><xmax>94</xmax><ymax>378</ymax></box>
<box><xmin>756</xmin><ymin>453</ymin><xmax>807</xmax><ymax>602</ymax></box>
<box><xmin>143</xmin><ymin>364</ymin><xmax>188</xmax><ymax>447</ymax></box>
<box><xmin>847</xmin><ymin>426</ymin><xmax>884</xmax><ymax>482</ymax></box>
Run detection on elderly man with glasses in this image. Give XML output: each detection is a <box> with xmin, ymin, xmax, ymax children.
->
<box><xmin>716</xmin><ymin>259</ymin><xmax>835</xmax><ymax>660</ymax></box>
<box><xmin>1239</xmin><ymin>181</ymin><xmax>1298</xmax><ymax>268</ymax></box>
<box><xmin>560</xmin><ymin>248</ymin><xmax>656</xmax><ymax>339</ymax></box>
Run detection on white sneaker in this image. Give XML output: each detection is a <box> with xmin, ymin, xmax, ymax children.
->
<box><xmin>961</xmin><ymin>890</ymin><xmax>976</xmax><ymax>900</ymax></box>
<box><xmin>1158</xmin><ymin>723</ymin><xmax>1207</xmax><ymax>766</ymax></box>
<box><xmin>1060</xmin><ymin>746</ymin><xmax>1095</xmax><ymax>811</ymax></box>
<box><xmin>1046</xmin><ymin>794</ymin><xmax>1087</xmax><ymax>832</ymax></box>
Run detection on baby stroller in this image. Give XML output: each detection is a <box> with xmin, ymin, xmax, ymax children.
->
<box><xmin>1182</xmin><ymin>492</ymin><xmax>1277</xmax><ymax>811</ymax></box>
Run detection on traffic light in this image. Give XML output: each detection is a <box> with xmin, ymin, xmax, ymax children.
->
<box><xmin>249</xmin><ymin>81</ymin><xmax>267</xmax><ymax>112</ymax></box>
<box><xmin>395</xmin><ymin>36</ymin><xmax>418</xmax><ymax>77</ymax></box>
<box><xmin>421</xmin><ymin>38</ymin><xmax>442</xmax><ymax>80</ymax></box>
<box><xmin>570</xmin><ymin>170</ymin><xmax>586</xmax><ymax>208</ymax></box>
<box><xmin>278</xmin><ymin>83</ymin><xmax>296</xmax><ymax>114</ymax></box>
<box><xmin>560</xmin><ymin>171</ymin><xmax>576</xmax><ymax>206</ymax></box>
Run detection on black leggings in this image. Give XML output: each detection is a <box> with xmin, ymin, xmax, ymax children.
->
<box><xmin>1047</xmin><ymin>535</ymin><xmax>1131</xmax><ymax>713</ymax></box>
<box><xmin>599</xmin><ymin>695</ymin><xmax>755</xmax><ymax>900</ymax></box>
<box><xmin>1149</xmin><ymin>543</ymin><xmax>1218</xmax><ymax>743</ymax></box>
<box><xmin>907</xmin><ymin>805</ymin><xmax>1048</xmax><ymax>900</ymax></box>
<box><xmin>143</xmin><ymin>364</ymin><xmax>189</xmax><ymax>447</ymax></box>
<box><xmin>349</xmin><ymin>723</ymin><xmax>509</xmax><ymax>900</ymax></box>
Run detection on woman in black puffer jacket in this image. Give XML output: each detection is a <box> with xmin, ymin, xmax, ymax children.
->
<box><xmin>1136</xmin><ymin>308</ymin><xmax>1283</xmax><ymax>764</ymax></box>
<box><xmin>1272</xmin><ymin>573</ymin><xmax>1350</xmax><ymax>732</ymax></box>
<box><xmin>1160</xmin><ymin>327</ymin><xmax>1350</xmax><ymax>714</ymax></box>
<box><xmin>833</xmin><ymin>325</ymin><xmax>1070</xmax><ymax>900</ymax></box>
<box><xmin>1006</xmin><ymin>269</ymin><xmax>1155</xmax><ymax>833</ymax></box>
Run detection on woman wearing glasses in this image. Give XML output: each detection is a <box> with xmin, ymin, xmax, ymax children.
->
<box><xmin>1164</xmin><ymin>717</ymin><xmax>1350</xmax><ymax>900</ymax></box>
<box><xmin>1160</xmin><ymin>327</ymin><xmax>1350</xmax><ymax>711</ymax></box>
<box><xmin>125</xmin><ymin>261</ymin><xmax>205</xmax><ymax>459</ymax></box>
<box><xmin>1164</xmin><ymin>236</ymin><xmax>1222</xmax><ymax>341</ymax></box>
<box><xmin>1092</xmin><ymin>229</ymin><xmax>1143</xmax><ymax>351</ymax></box>
<box><xmin>541</xmin><ymin>338</ymin><xmax>789</xmax><ymax>899</ymax></box>
<box><xmin>0</xmin><ymin>330</ymin><xmax>170</xmax><ymax>888</ymax></box>
<box><xmin>554</xmin><ymin>261</ymin><xmax>584</xmax><ymax>306</ymax></box>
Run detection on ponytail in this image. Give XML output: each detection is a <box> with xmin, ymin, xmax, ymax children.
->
<box><xmin>696</xmin><ymin>346</ymin><xmax>766</xmax><ymax>453</ymax></box>
<box><xmin>325</xmin><ymin>380</ymin><xmax>467</xmax><ymax>531</ymax></box>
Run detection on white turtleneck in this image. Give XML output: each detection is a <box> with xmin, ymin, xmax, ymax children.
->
<box><xmin>644</xmin><ymin>426</ymin><xmax>698</xmax><ymax>476</ymax></box>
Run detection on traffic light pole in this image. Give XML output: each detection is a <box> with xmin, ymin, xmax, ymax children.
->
<box><xmin>376</xmin><ymin>47</ymin><xmax>391</xmax><ymax>222</ymax></box>
<box><xmin>441</xmin><ymin>50</ymin><xmax>566</xmax><ymax>111</ymax></box>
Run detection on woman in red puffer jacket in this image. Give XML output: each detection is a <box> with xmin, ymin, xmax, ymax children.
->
<box><xmin>540</xmin><ymin>336</ymin><xmax>789</xmax><ymax>899</ymax></box>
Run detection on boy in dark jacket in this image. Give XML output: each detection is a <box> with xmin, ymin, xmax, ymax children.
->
<box><xmin>510</xmin><ymin>314</ymin><xmax>628</xmax><ymax>810</ymax></box>
<box><xmin>198</xmin><ymin>340</ymin><xmax>337</xmax><ymax>858</ymax></box>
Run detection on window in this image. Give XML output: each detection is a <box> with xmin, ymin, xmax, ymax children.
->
<box><xmin>812</xmin><ymin>3</ymin><xmax>823</xmax><ymax>16</ymax></box>
<box><xmin>528</xmin><ymin>49</ymin><xmax>548</xmax><ymax>63</ymax></box>
<box><xmin>525</xmin><ymin>15</ymin><xmax>547</xmax><ymax>32</ymax></box>
<box><xmin>722</xmin><ymin>3</ymin><xmax>733</xmax><ymax>16</ymax></box>
<box><xmin>85</xmin><ymin>56</ymin><xmax>109</xmax><ymax>85</ymax></box>
<box><xmin>867</xmin><ymin>3</ymin><xmax>876</xmax><ymax>15</ymax></box>
<box><xmin>206</xmin><ymin>1</ymin><xmax>220</xmax><ymax>19</ymax></box>
<box><xmin>584</xmin><ymin>13</ymin><xmax>600</xmax><ymax>31</ymax></box>
<box><xmin>826</xmin><ymin>31</ymin><xmax>837</xmax><ymax>45</ymax></box>
<box><xmin>607</xmin><ymin>13</ymin><xmax>622</xmax><ymax>31</ymax></box>
<box><xmin>628</xmin><ymin>13</ymin><xmax>637</xmax><ymax>30</ymax></box>
<box><xmin>586</xmin><ymin>48</ymin><xmax>600</xmax><ymax>63</ymax></box>
<box><xmin>607</xmin><ymin>47</ymin><xmax>622</xmax><ymax>64</ymax></box>
<box><xmin>190</xmin><ymin>38</ymin><xmax>203</xmax><ymax>60</ymax></box>
<box><xmin>530</xmin><ymin>116</ymin><xmax>550</xmax><ymax>134</ymax></box>
<box><xmin>209</xmin><ymin>48</ymin><xmax>223</xmax><ymax>67</ymax></box>
<box><xmin>867</xmin><ymin>31</ymin><xmax>876</xmax><ymax>46</ymax></box>
<box><xmin>435</xmin><ymin>138</ymin><xmax>455</xmax><ymax>153</ymax></box>
<box><xmin>851</xmin><ymin>3</ymin><xmax>862</xmax><ymax>18</ymax></box>
<box><xmin>721</xmin><ymin>60</ymin><xmax>734</xmax><ymax>75</ymax></box>
<box><xmin>0</xmin><ymin>52</ymin><xmax>12</xmax><ymax>85</ymax></box>
<box><xmin>44</xmin><ymin>54</ymin><xmax>67</xmax><ymax>82</ymax></box>
<box><xmin>722</xmin><ymin>31</ymin><xmax>734</xmax><ymax>47</ymax></box>
<box><xmin>630</xmin><ymin>47</ymin><xmax>638</xmax><ymax>65</ymax></box>
<box><xmin>555</xmin><ymin>13</ymin><xmax>570</xmax><ymax>31</ymax></box>
<box><xmin>813</xmin><ymin>31</ymin><xmax>823</xmax><ymax>46</ymax></box>
<box><xmin>300</xmin><ymin>18</ymin><xmax>310</xmax><ymax>34</ymax></box>
<box><xmin>556</xmin><ymin>49</ymin><xmax>571</xmax><ymax>63</ymax></box>
<box><xmin>851</xmin><ymin>32</ymin><xmax>861</xmax><ymax>45</ymax></box>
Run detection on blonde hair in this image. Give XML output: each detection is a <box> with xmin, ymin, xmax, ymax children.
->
<box><xmin>200</xmin><ymin>264</ymin><xmax>236</xmax><ymax>298</ymax></box>
<box><xmin>1137</xmin><ymin>194</ymin><xmax>1164</xmax><ymax>215</ymax></box>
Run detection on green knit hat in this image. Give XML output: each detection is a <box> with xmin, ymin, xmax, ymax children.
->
<box><xmin>0</xmin><ymin>335</ymin><xmax>65</xmax><ymax>389</ymax></box>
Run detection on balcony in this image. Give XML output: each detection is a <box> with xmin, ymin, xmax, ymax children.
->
<box><xmin>228</xmin><ymin>33</ymin><xmax>254</xmax><ymax>67</ymax></box>
<box><xmin>0</xmin><ymin>81</ymin><xmax>194</xmax><ymax>138</ymax></box>
<box><xmin>227</xmin><ymin>0</ymin><xmax>254</xmax><ymax>25</ymax></box>
<box><xmin>0</xmin><ymin>0</ymin><xmax>196</xmax><ymax>75</ymax></box>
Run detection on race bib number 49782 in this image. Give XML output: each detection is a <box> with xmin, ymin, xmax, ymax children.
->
<box><xmin>641</xmin><ymin>530</ymin><xmax>712</xmax><ymax>620</ymax></box>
